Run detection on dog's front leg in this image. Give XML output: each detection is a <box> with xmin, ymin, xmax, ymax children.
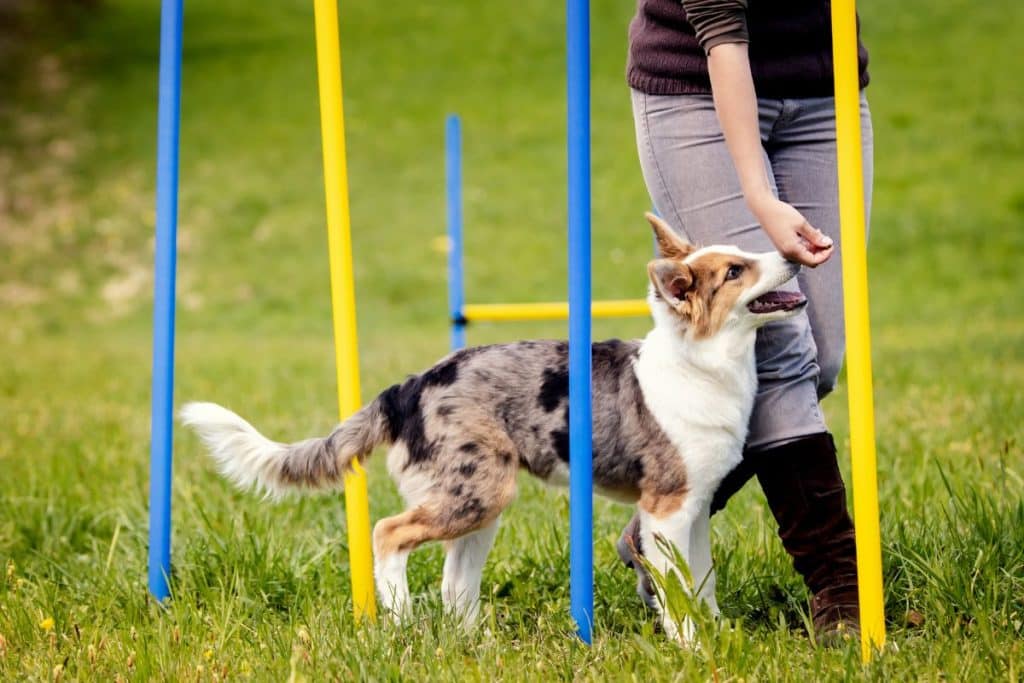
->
<box><xmin>687</xmin><ymin>503</ymin><xmax>719</xmax><ymax>618</ymax></box>
<box><xmin>640</xmin><ymin>504</ymin><xmax>699</xmax><ymax>645</ymax></box>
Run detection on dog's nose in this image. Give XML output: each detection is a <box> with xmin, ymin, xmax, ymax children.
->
<box><xmin>776</xmin><ymin>252</ymin><xmax>801</xmax><ymax>276</ymax></box>
<box><xmin>772</xmin><ymin>251</ymin><xmax>802</xmax><ymax>278</ymax></box>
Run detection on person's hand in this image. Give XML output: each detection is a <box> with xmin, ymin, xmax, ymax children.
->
<box><xmin>749</xmin><ymin>194</ymin><xmax>834</xmax><ymax>267</ymax></box>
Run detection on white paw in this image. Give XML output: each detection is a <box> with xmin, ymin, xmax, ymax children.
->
<box><xmin>662</xmin><ymin>614</ymin><xmax>698</xmax><ymax>647</ymax></box>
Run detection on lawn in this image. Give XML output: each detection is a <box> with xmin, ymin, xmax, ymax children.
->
<box><xmin>1</xmin><ymin>0</ymin><xmax>1022</xmax><ymax>680</ymax></box>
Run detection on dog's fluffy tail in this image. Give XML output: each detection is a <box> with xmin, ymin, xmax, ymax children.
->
<box><xmin>179</xmin><ymin>400</ymin><xmax>392</xmax><ymax>498</ymax></box>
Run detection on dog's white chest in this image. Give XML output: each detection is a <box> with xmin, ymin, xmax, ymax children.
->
<box><xmin>634</xmin><ymin>330</ymin><xmax>755</xmax><ymax>494</ymax></box>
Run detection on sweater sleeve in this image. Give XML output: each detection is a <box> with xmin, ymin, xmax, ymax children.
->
<box><xmin>681</xmin><ymin>0</ymin><xmax>749</xmax><ymax>54</ymax></box>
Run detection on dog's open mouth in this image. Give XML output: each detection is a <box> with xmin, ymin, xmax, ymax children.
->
<box><xmin>747</xmin><ymin>290</ymin><xmax>807</xmax><ymax>314</ymax></box>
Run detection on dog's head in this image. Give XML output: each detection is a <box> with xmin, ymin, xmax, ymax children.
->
<box><xmin>644</xmin><ymin>213</ymin><xmax>807</xmax><ymax>340</ymax></box>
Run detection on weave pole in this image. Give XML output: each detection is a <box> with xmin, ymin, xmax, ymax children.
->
<box><xmin>567</xmin><ymin>0</ymin><xmax>594</xmax><ymax>644</ymax></box>
<box><xmin>463</xmin><ymin>300</ymin><xmax>647</xmax><ymax>323</ymax></box>
<box><xmin>312</xmin><ymin>0</ymin><xmax>376</xmax><ymax>622</ymax></box>
<box><xmin>147</xmin><ymin>0</ymin><xmax>183</xmax><ymax>602</ymax></box>
<box><xmin>830</xmin><ymin>0</ymin><xmax>885</xmax><ymax>660</ymax></box>
<box><xmin>446</xmin><ymin>115</ymin><xmax>466</xmax><ymax>351</ymax></box>
<box><xmin>444</xmin><ymin>114</ymin><xmax>647</xmax><ymax>350</ymax></box>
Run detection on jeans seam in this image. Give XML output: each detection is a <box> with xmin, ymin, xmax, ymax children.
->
<box><xmin>763</xmin><ymin>97</ymin><xmax>788</xmax><ymax>143</ymax></box>
<box><xmin>638</xmin><ymin>92</ymin><xmax>690</xmax><ymax>239</ymax></box>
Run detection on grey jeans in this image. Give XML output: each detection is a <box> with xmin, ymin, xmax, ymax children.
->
<box><xmin>632</xmin><ymin>90</ymin><xmax>873</xmax><ymax>449</ymax></box>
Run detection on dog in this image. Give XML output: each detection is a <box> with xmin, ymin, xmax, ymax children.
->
<box><xmin>180</xmin><ymin>213</ymin><xmax>806</xmax><ymax>643</ymax></box>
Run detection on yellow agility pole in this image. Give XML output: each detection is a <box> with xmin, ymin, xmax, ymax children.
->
<box><xmin>830</xmin><ymin>0</ymin><xmax>884</xmax><ymax>660</ymax></box>
<box><xmin>463</xmin><ymin>299</ymin><xmax>649</xmax><ymax>323</ymax></box>
<box><xmin>313</xmin><ymin>0</ymin><xmax>376</xmax><ymax>622</ymax></box>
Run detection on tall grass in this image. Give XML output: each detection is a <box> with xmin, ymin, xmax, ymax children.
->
<box><xmin>2</xmin><ymin>0</ymin><xmax>1022</xmax><ymax>679</ymax></box>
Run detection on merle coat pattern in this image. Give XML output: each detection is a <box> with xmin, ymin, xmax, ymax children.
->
<box><xmin>180</xmin><ymin>213</ymin><xmax>807</xmax><ymax>643</ymax></box>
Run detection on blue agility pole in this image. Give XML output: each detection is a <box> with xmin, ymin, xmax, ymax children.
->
<box><xmin>446</xmin><ymin>114</ymin><xmax>466</xmax><ymax>351</ymax></box>
<box><xmin>567</xmin><ymin>0</ymin><xmax>593</xmax><ymax>644</ymax></box>
<box><xmin>148</xmin><ymin>0</ymin><xmax>184</xmax><ymax>602</ymax></box>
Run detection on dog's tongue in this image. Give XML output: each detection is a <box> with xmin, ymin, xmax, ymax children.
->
<box><xmin>747</xmin><ymin>290</ymin><xmax>807</xmax><ymax>313</ymax></box>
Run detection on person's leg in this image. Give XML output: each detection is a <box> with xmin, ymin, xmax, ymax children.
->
<box><xmin>753</xmin><ymin>433</ymin><xmax>860</xmax><ymax>640</ymax></box>
<box><xmin>631</xmin><ymin>89</ymin><xmax>828</xmax><ymax>449</ymax></box>
<box><xmin>742</xmin><ymin>94</ymin><xmax>874</xmax><ymax>639</ymax></box>
<box><xmin>767</xmin><ymin>94</ymin><xmax>874</xmax><ymax>398</ymax></box>
<box><xmin>623</xmin><ymin>89</ymin><xmax>866</xmax><ymax>639</ymax></box>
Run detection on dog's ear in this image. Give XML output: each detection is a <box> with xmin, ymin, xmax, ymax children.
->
<box><xmin>648</xmin><ymin>258</ymin><xmax>694</xmax><ymax>312</ymax></box>
<box><xmin>646</xmin><ymin>212</ymin><xmax>695</xmax><ymax>260</ymax></box>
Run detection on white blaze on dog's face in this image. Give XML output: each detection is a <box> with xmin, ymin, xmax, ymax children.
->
<box><xmin>644</xmin><ymin>212</ymin><xmax>807</xmax><ymax>339</ymax></box>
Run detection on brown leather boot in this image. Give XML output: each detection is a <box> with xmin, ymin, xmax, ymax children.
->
<box><xmin>754</xmin><ymin>432</ymin><xmax>860</xmax><ymax>643</ymax></box>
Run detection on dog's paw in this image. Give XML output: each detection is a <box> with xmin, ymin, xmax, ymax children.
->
<box><xmin>662</xmin><ymin>615</ymin><xmax>699</xmax><ymax>647</ymax></box>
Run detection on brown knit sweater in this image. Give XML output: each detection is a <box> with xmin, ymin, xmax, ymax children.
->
<box><xmin>627</xmin><ymin>0</ymin><xmax>870</xmax><ymax>98</ymax></box>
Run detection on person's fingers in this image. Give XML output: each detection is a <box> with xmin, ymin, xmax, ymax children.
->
<box><xmin>762</xmin><ymin>209</ymin><xmax>834</xmax><ymax>266</ymax></box>
<box><xmin>798</xmin><ymin>220</ymin><xmax>834</xmax><ymax>249</ymax></box>
<box><xmin>801</xmin><ymin>243</ymin><xmax>833</xmax><ymax>266</ymax></box>
<box><xmin>780</xmin><ymin>241</ymin><xmax>810</xmax><ymax>266</ymax></box>
<box><xmin>785</xmin><ymin>240</ymin><xmax>833</xmax><ymax>267</ymax></box>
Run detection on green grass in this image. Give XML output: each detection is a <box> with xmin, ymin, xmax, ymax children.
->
<box><xmin>2</xmin><ymin>0</ymin><xmax>1023</xmax><ymax>679</ymax></box>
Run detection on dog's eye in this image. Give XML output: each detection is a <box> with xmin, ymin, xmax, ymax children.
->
<box><xmin>725</xmin><ymin>264</ymin><xmax>744</xmax><ymax>281</ymax></box>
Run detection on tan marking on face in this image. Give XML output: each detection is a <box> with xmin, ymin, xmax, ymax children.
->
<box><xmin>683</xmin><ymin>253</ymin><xmax>761</xmax><ymax>339</ymax></box>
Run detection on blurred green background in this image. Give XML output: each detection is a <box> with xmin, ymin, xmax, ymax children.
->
<box><xmin>1</xmin><ymin>0</ymin><xmax>1022</xmax><ymax>679</ymax></box>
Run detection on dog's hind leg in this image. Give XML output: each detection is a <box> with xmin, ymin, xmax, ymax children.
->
<box><xmin>442</xmin><ymin>517</ymin><xmax>500</xmax><ymax>628</ymax></box>
<box><xmin>377</xmin><ymin>414</ymin><xmax>517</xmax><ymax>623</ymax></box>
<box><xmin>431</xmin><ymin>416</ymin><xmax>517</xmax><ymax>627</ymax></box>
<box><xmin>374</xmin><ymin>465</ymin><xmax>515</xmax><ymax>622</ymax></box>
<box><xmin>373</xmin><ymin>507</ymin><xmax>434</xmax><ymax>620</ymax></box>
